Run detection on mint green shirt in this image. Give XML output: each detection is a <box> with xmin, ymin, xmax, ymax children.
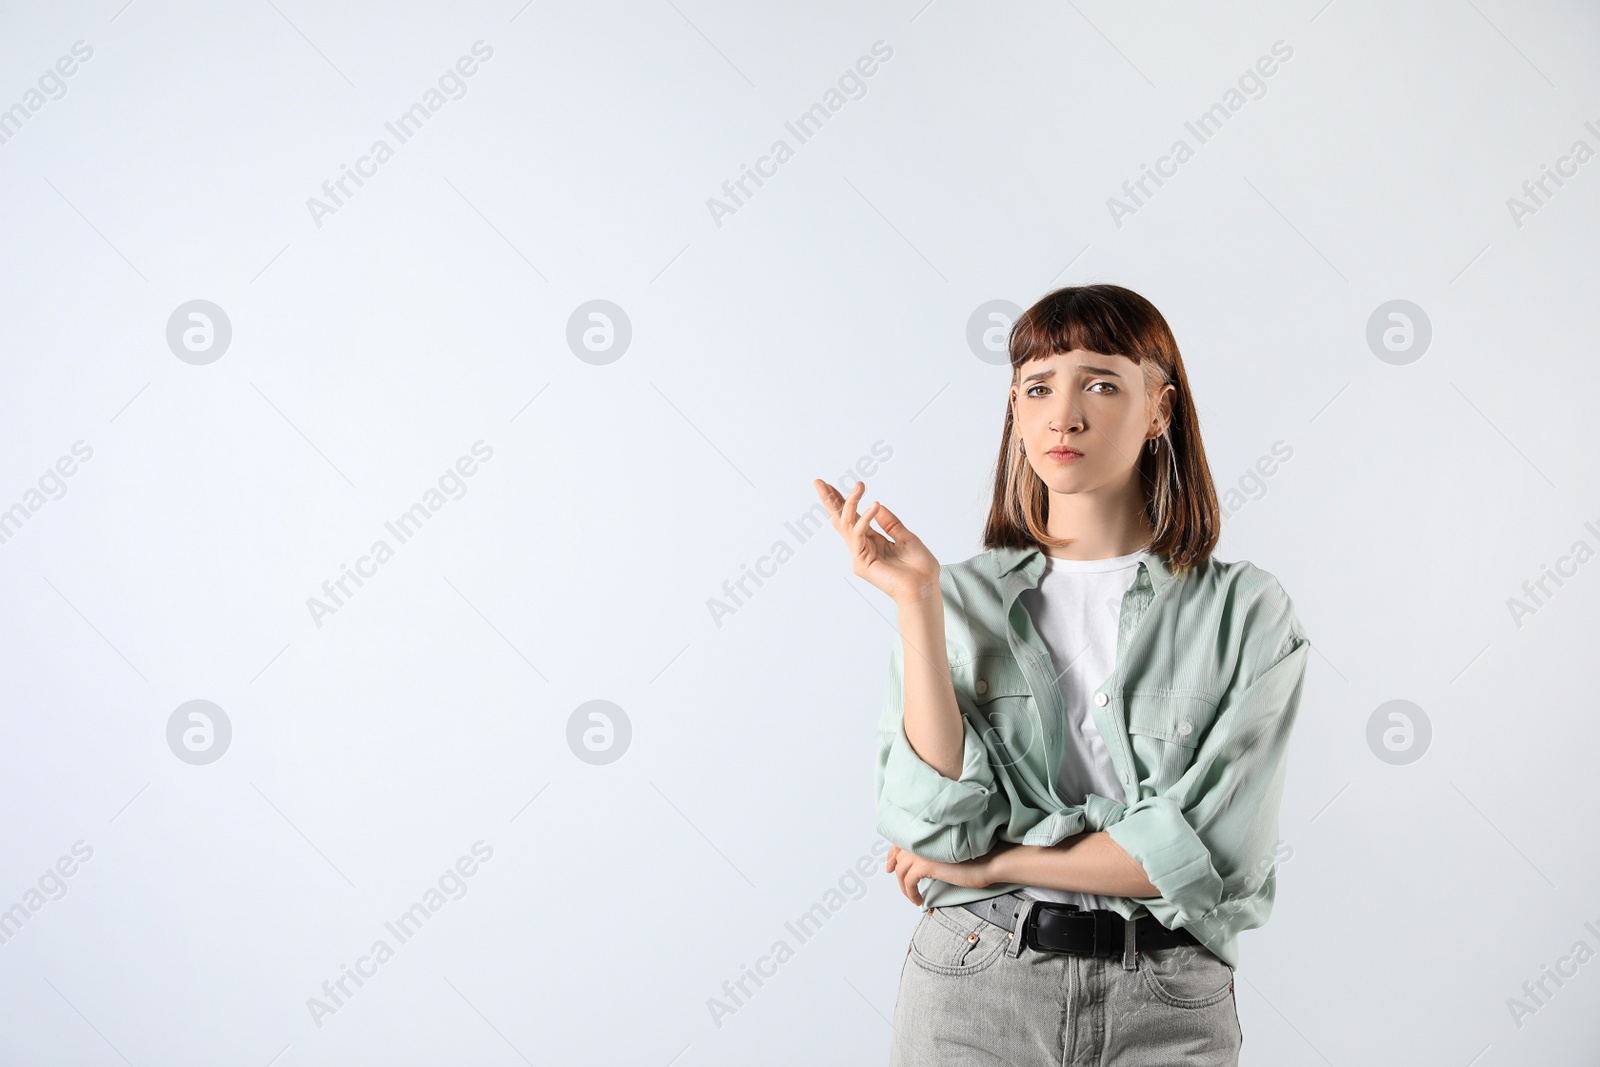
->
<box><xmin>874</xmin><ymin>543</ymin><xmax>1311</xmax><ymax>968</ymax></box>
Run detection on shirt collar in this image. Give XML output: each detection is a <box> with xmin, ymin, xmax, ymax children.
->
<box><xmin>988</xmin><ymin>542</ymin><xmax>1174</xmax><ymax>595</ymax></box>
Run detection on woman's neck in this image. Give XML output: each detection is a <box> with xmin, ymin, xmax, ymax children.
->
<box><xmin>1041</xmin><ymin>491</ymin><xmax>1155</xmax><ymax>560</ymax></box>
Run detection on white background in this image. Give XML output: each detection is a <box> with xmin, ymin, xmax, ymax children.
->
<box><xmin>2</xmin><ymin>1</ymin><xmax>1598</xmax><ymax>1064</ymax></box>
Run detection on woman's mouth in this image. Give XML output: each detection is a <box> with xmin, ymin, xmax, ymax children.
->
<box><xmin>1047</xmin><ymin>448</ymin><xmax>1083</xmax><ymax>462</ymax></box>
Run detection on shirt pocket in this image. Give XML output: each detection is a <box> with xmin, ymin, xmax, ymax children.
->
<box><xmin>1123</xmin><ymin>691</ymin><xmax>1219</xmax><ymax>787</ymax></box>
<box><xmin>953</xmin><ymin>653</ymin><xmax>1042</xmax><ymax>773</ymax></box>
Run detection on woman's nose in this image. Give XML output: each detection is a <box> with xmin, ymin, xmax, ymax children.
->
<box><xmin>1050</xmin><ymin>405</ymin><xmax>1083</xmax><ymax>431</ymax></box>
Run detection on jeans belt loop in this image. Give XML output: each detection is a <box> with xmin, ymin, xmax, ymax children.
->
<box><xmin>1005</xmin><ymin>897</ymin><xmax>1034</xmax><ymax>959</ymax></box>
<box><xmin>1122</xmin><ymin>910</ymin><xmax>1137</xmax><ymax>970</ymax></box>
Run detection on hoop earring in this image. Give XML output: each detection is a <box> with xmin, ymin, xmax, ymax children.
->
<box><xmin>1147</xmin><ymin>429</ymin><xmax>1179</xmax><ymax>536</ymax></box>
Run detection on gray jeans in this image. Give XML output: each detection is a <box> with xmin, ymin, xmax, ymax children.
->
<box><xmin>890</xmin><ymin>899</ymin><xmax>1242</xmax><ymax>1066</ymax></box>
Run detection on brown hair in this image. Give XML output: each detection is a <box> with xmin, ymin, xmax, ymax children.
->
<box><xmin>981</xmin><ymin>284</ymin><xmax>1220</xmax><ymax>578</ymax></box>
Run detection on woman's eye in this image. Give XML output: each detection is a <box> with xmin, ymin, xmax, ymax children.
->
<box><xmin>1025</xmin><ymin>385</ymin><xmax>1048</xmax><ymax>397</ymax></box>
<box><xmin>1088</xmin><ymin>382</ymin><xmax>1117</xmax><ymax>394</ymax></box>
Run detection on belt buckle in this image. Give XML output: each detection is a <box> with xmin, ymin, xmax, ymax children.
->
<box><xmin>1025</xmin><ymin>904</ymin><xmax>1118</xmax><ymax>957</ymax></box>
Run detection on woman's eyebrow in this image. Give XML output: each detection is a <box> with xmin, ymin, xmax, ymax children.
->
<box><xmin>1023</xmin><ymin>364</ymin><xmax>1124</xmax><ymax>383</ymax></box>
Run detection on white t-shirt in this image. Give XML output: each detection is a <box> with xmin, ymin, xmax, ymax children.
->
<box><xmin>1015</xmin><ymin>546</ymin><xmax>1148</xmax><ymax>911</ymax></box>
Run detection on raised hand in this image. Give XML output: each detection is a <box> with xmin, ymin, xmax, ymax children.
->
<box><xmin>812</xmin><ymin>478</ymin><xmax>940</xmax><ymax>606</ymax></box>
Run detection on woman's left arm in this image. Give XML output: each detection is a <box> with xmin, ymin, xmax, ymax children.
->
<box><xmin>991</xmin><ymin>832</ymin><xmax>1157</xmax><ymax>896</ymax></box>
<box><xmin>885</xmin><ymin>832</ymin><xmax>1156</xmax><ymax>906</ymax></box>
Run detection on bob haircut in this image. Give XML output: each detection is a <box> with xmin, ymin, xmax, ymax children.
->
<box><xmin>982</xmin><ymin>283</ymin><xmax>1220</xmax><ymax>578</ymax></box>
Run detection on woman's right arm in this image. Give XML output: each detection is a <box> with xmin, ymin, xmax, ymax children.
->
<box><xmin>894</xmin><ymin>582</ymin><xmax>965</xmax><ymax>781</ymax></box>
<box><xmin>815</xmin><ymin>477</ymin><xmax>1005</xmax><ymax>862</ymax></box>
<box><xmin>812</xmin><ymin>476</ymin><xmax>964</xmax><ymax>779</ymax></box>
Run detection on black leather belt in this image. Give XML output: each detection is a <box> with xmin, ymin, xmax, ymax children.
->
<box><xmin>959</xmin><ymin>890</ymin><xmax>1199</xmax><ymax>957</ymax></box>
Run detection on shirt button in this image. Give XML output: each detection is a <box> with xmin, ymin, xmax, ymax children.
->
<box><xmin>1121</xmin><ymin>771</ymin><xmax>1131</xmax><ymax>784</ymax></box>
<box><xmin>975</xmin><ymin>679</ymin><xmax>988</xmax><ymax>695</ymax></box>
<box><xmin>1178</xmin><ymin>719</ymin><xmax>1193</xmax><ymax>736</ymax></box>
<box><xmin>1094</xmin><ymin>692</ymin><xmax>1109</xmax><ymax>706</ymax></box>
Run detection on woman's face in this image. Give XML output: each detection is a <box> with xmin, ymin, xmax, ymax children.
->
<box><xmin>1009</xmin><ymin>348</ymin><xmax>1171</xmax><ymax>495</ymax></box>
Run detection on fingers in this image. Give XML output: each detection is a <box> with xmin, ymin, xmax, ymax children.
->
<box><xmin>892</xmin><ymin>850</ymin><xmax>925</xmax><ymax>906</ymax></box>
<box><xmin>815</xmin><ymin>479</ymin><xmax>866</xmax><ymax>532</ymax></box>
<box><xmin>811</xmin><ymin>478</ymin><xmax>845</xmax><ymax>518</ymax></box>
<box><xmin>899</xmin><ymin>861</ymin><xmax>924</xmax><ymax>906</ymax></box>
<box><xmin>841</xmin><ymin>479</ymin><xmax>865</xmax><ymax>527</ymax></box>
<box><xmin>814</xmin><ymin>481</ymin><xmax>904</xmax><ymax>565</ymax></box>
<box><xmin>851</xmin><ymin>499</ymin><xmax>881</xmax><ymax>543</ymax></box>
<box><xmin>817</xmin><ymin>479</ymin><xmax>897</xmax><ymax>568</ymax></box>
<box><xmin>872</xmin><ymin>501</ymin><xmax>912</xmax><ymax>541</ymax></box>
<box><xmin>888</xmin><ymin>847</ymin><xmax>910</xmax><ymax>898</ymax></box>
<box><xmin>886</xmin><ymin>844</ymin><xmax>926</xmax><ymax>906</ymax></box>
<box><xmin>843</xmin><ymin>486</ymin><xmax>893</xmax><ymax>560</ymax></box>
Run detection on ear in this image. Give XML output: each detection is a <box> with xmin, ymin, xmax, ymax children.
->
<box><xmin>1151</xmin><ymin>382</ymin><xmax>1177</xmax><ymax>435</ymax></box>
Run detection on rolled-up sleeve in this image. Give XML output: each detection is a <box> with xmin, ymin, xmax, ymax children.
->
<box><xmin>1106</xmin><ymin>592</ymin><xmax>1311</xmax><ymax>931</ymax></box>
<box><xmin>874</xmin><ymin>644</ymin><xmax>1008</xmax><ymax>863</ymax></box>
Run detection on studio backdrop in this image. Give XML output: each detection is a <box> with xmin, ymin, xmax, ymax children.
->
<box><xmin>2</xmin><ymin>1</ymin><xmax>1597</xmax><ymax>1064</ymax></box>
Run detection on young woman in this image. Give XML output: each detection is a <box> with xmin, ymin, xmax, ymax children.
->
<box><xmin>813</xmin><ymin>284</ymin><xmax>1310</xmax><ymax>1066</ymax></box>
